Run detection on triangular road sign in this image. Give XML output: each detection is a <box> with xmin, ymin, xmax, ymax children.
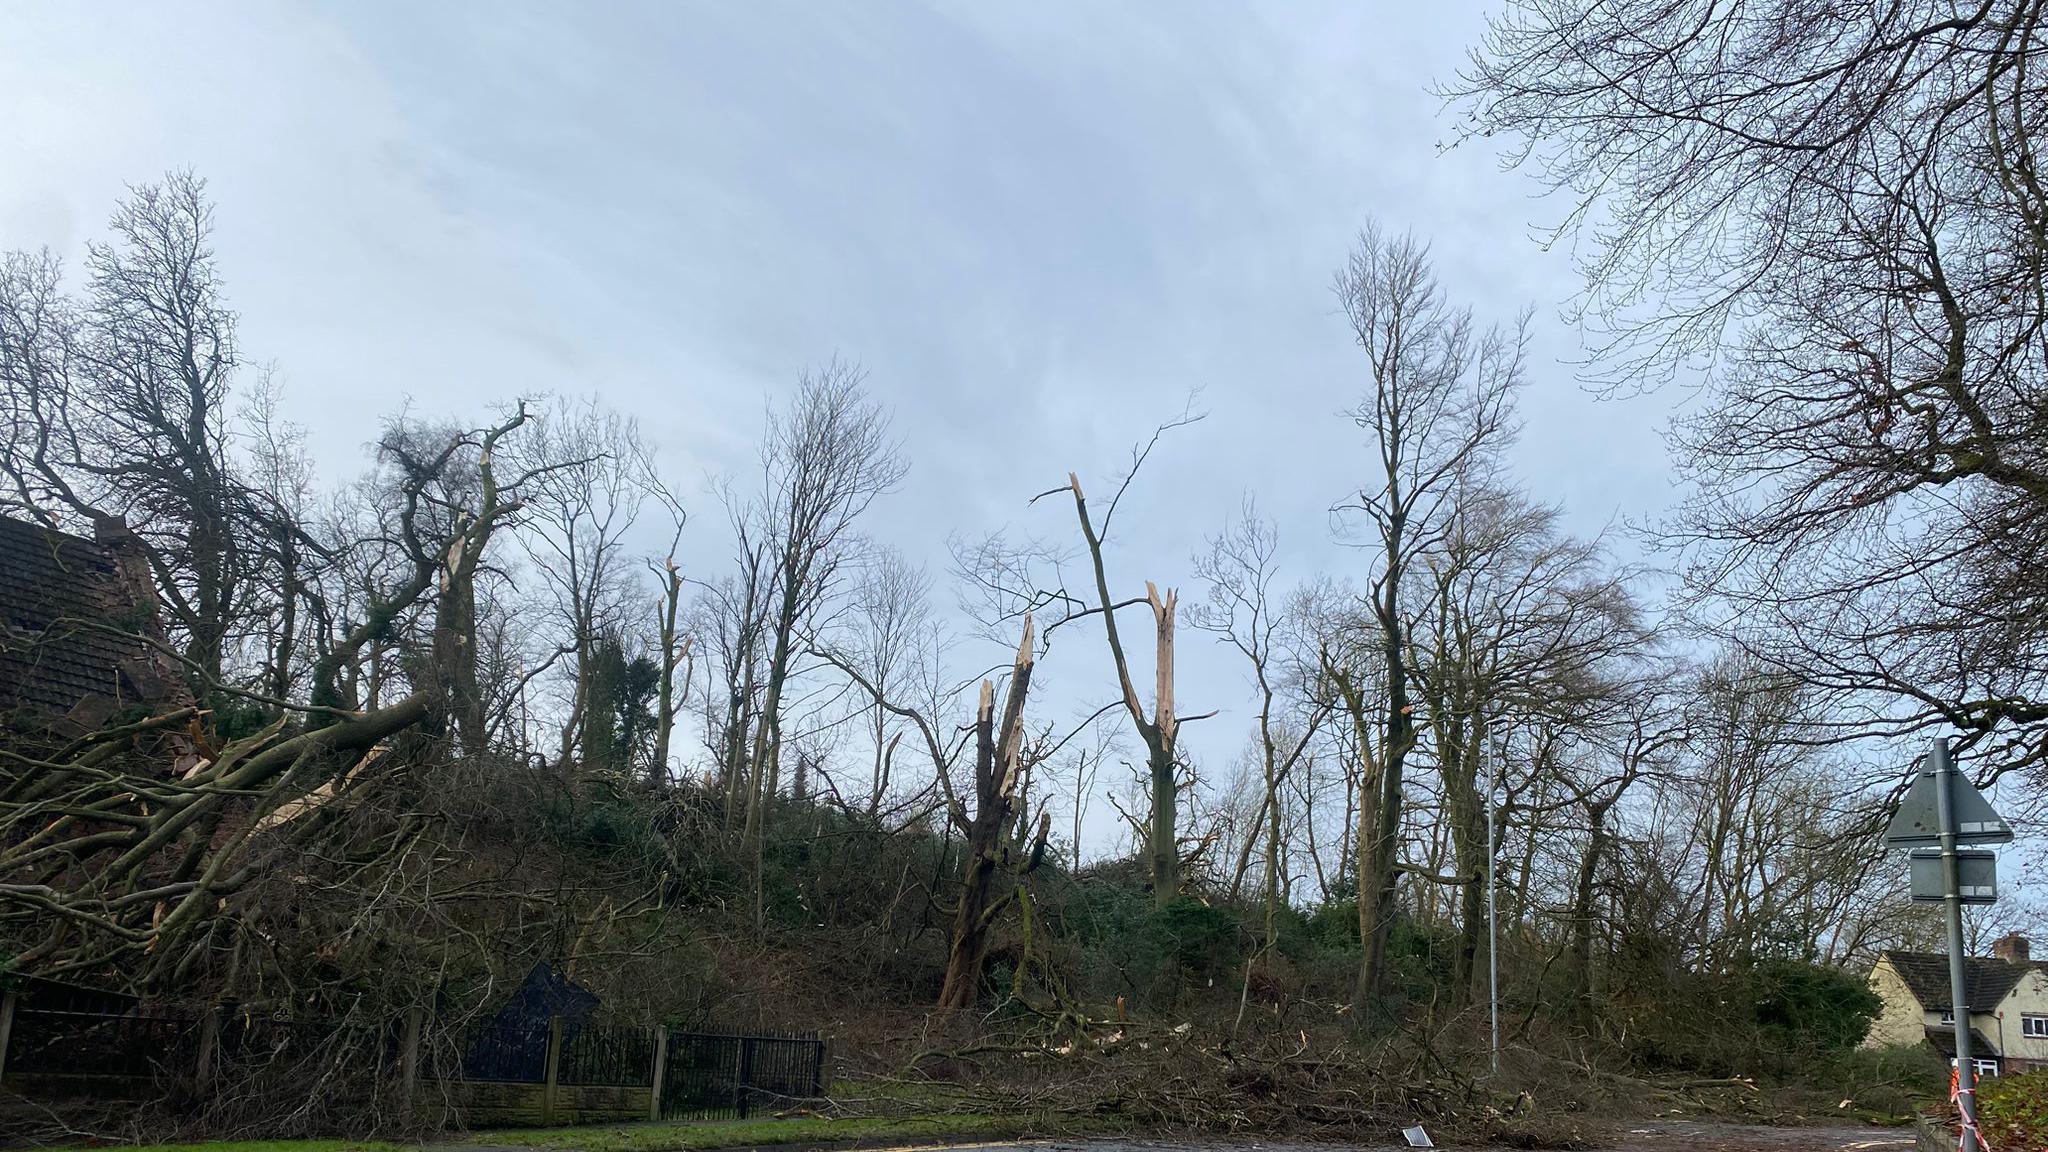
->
<box><xmin>1884</xmin><ymin>768</ymin><xmax>2014</xmax><ymax>848</ymax></box>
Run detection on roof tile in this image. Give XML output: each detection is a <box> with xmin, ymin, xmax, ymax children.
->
<box><xmin>1882</xmin><ymin>949</ymin><xmax>2041</xmax><ymax>1010</ymax></box>
<box><xmin>0</xmin><ymin>515</ymin><xmax>186</xmax><ymax>725</ymax></box>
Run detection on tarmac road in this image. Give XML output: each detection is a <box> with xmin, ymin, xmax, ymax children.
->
<box><xmin>846</xmin><ymin>1125</ymin><xmax>1918</xmax><ymax>1152</ymax></box>
<box><xmin>1597</xmin><ymin>1122</ymin><xmax>1917</xmax><ymax>1150</ymax></box>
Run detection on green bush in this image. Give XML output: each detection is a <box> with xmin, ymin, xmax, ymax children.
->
<box><xmin>1299</xmin><ymin>894</ymin><xmax>1362</xmax><ymax>955</ymax></box>
<box><xmin>1049</xmin><ymin>874</ymin><xmax>1253</xmax><ymax>1009</ymax></box>
<box><xmin>1752</xmin><ymin>957</ymin><xmax>1882</xmax><ymax>1053</ymax></box>
<box><xmin>1608</xmin><ymin>958</ymin><xmax>1881</xmax><ymax>1077</ymax></box>
<box><xmin>1825</xmin><ymin>1044</ymin><xmax>1946</xmax><ymax>1116</ymax></box>
<box><xmin>1152</xmin><ymin>898</ymin><xmax>1247</xmax><ymax>983</ymax></box>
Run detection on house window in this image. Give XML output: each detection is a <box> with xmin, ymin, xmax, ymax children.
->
<box><xmin>1974</xmin><ymin>1058</ymin><xmax>2001</xmax><ymax>1079</ymax></box>
<box><xmin>1940</xmin><ymin>1009</ymin><xmax>1956</xmax><ymax>1024</ymax></box>
<box><xmin>2024</xmin><ymin>1014</ymin><xmax>2048</xmax><ymax>1039</ymax></box>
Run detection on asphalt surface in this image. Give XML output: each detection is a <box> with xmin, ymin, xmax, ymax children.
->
<box><xmin>1597</xmin><ymin>1123</ymin><xmax>1916</xmax><ymax>1150</ymax></box>
<box><xmin>438</xmin><ymin>1122</ymin><xmax>1920</xmax><ymax>1152</ymax></box>
<box><xmin>840</xmin><ymin>1127</ymin><xmax>1917</xmax><ymax>1152</ymax></box>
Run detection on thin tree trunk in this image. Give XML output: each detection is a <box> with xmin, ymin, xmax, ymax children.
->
<box><xmin>650</xmin><ymin>561</ymin><xmax>686</xmax><ymax>786</ymax></box>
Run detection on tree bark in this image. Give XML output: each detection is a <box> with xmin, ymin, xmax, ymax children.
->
<box><xmin>937</xmin><ymin>620</ymin><xmax>1037</xmax><ymax>1009</ymax></box>
<box><xmin>1066</xmin><ymin>474</ymin><xmax>1184</xmax><ymax>905</ymax></box>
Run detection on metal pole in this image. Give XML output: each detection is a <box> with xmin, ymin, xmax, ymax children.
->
<box><xmin>1486</xmin><ymin>752</ymin><xmax>1500</xmax><ymax>1078</ymax></box>
<box><xmin>1933</xmin><ymin>737</ymin><xmax>1979</xmax><ymax>1152</ymax></box>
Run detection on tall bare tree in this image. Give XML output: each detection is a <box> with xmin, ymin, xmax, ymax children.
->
<box><xmin>1330</xmin><ymin>222</ymin><xmax>1526</xmax><ymax>1014</ymax></box>
<box><xmin>1190</xmin><ymin>502</ymin><xmax>1328</xmax><ymax>955</ymax></box>
<box><xmin>0</xmin><ymin>173</ymin><xmax>273</xmax><ymax>697</ymax></box>
<box><xmin>509</xmin><ymin>397</ymin><xmax>657</xmax><ymax>772</ymax></box>
<box><xmin>738</xmin><ymin>362</ymin><xmax>905</xmax><ymax>926</ymax></box>
<box><xmin>647</xmin><ymin>507</ymin><xmax>691</xmax><ymax>787</ymax></box>
<box><xmin>1408</xmin><ymin>484</ymin><xmax>1640</xmax><ymax>1003</ymax></box>
<box><xmin>1457</xmin><ymin>0</ymin><xmax>2048</xmax><ymax>782</ymax></box>
<box><xmin>845</xmin><ymin>548</ymin><xmax>934</xmax><ymax>817</ymax></box>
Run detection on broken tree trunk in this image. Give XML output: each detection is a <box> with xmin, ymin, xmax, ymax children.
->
<box><xmin>937</xmin><ymin>617</ymin><xmax>1041</xmax><ymax>1010</ymax></box>
<box><xmin>1143</xmin><ymin>582</ymin><xmax>1181</xmax><ymax>906</ymax></box>
<box><xmin>1067</xmin><ymin>474</ymin><xmax>1184</xmax><ymax>906</ymax></box>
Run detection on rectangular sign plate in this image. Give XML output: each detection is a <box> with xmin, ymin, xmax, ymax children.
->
<box><xmin>1908</xmin><ymin>848</ymin><xmax>1997</xmax><ymax>904</ymax></box>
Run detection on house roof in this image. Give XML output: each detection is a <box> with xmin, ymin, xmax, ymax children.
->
<box><xmin>490</xmin><ymin>962</ymin><xmax>602</xmax><ymax>1031</ymax></box>
<box><xmin>1925</xmin><ymin>1023</ymin><xmax>1999</xmax><ymax>1060</ymax></box>
<box><xmin>0</xmin><ymin>514</ymin><xmax>187</xmax><ymax>730</ymax></box>
<box><xmin>1881</xmin><ymin>949</ymin><xmax>2042</xmax><ymax>1011</ymax></box>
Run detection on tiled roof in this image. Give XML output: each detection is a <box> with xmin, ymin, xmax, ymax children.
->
<box><xmin>0</xmin><ymin>514</ymin><xmax>184</xmax><ymax>728</ymax></box>
<box><xmin>1881</xmin><ymin>949</ymin><xmax>2041</xmax><ymax>1010</ymax></box>
<box><xmin>1924</xmin><ymin>1023</ymin><xmax>1998</xmax><ymax>1059</ymax></box>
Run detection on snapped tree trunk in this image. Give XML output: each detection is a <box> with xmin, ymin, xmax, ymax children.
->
<box><xmin>937</xmin><ymin>619</ymin><xmax>1039</xmax><ymax>1010</ymax></box>
<box><xmin>651</xmin><ymin>559</ymin><xmax>687</xmax><ymax>786</ymax></box>
<box><xmin>1066</xmin><ymin>473</ymin><xmax>1185</xmax><ymax>905</ymax></box>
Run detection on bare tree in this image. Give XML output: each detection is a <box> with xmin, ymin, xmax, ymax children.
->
<box><xmin>647</xmin><ymin>491</ymin><xmax>691</xmax><ymax>786</ymax></box>
<box><xmin>845</xmin><ymin>548</ymin><xmax>934</xmax><ymax>817</ymax></box>
<box><xmin>1456</xmin><ymin>1</ymin><xmax>2048</xmax><ymax>781</ymax></box>
<box><xmin>1408</xmin><ymin>483</ymin><xmax>1641</xmax><ymax>1003</ymax></box>
<box><xmin>1189</xmin><ymin>501</ymin><xmax>1329</xmax><ymax>963</ymax></box>
<box><xmin>738</xmin><ymin>362</ymin><xmax>905</xmax><ymax>927</ymax></box>
<box><xmin>509</xmin><ymin>396</ymin><xmax>656</xmax><ymax>773</ymax></box>
<box><xmin>367</xmin><ymin>407</ymin><xmax>546</xmax><ymax>750</ymax></box>
<box><xmin>1563</xmin><ymin>680</ymin><xmax>1683</xmax><ymax>1024</ymax></box>
<box><xmin>238</xmin><ymin>374</ymin><xmax>322</xmax><ymax>704</ymax></box>
<box><xmin>0</xmin><ymin>173</ymin><xmax>287</xmax><ymax>700</ymax></box>
<box><xmin>1329</xmin><ymin>222</ymin><xmax>1526</xmax><ymax>1014</ymax></box>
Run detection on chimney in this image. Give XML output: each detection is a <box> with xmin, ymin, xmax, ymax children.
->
<box><xmin>1992</xmin><ymin>933</ymin><xmax>2030</xmax><ymax>964</ymax></box>
<box><xmin>88</xmin><ymin>513</ymin><xmax>158</xmax><ymax>616</ymax></box>
<box><xmin>91</xmin><ymin>509</ymin><xmax>144</xmax><ymax>548</ymax></box>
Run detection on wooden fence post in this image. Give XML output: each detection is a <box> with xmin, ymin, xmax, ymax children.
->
<box><xmin>0</xmin><ymin>988</ymin><xmax>18</xmax><ymax>1085</ymax></box>
<box><xmin>646</xmin><ymin>1026</ymin><xmax>668</xmax><ymax>1122</ymax></box>
<box><xmin>194</xmin><ymin>1006</ymin><xmax>221</xmax><ymax>1094</ymax></box>
<box><xmin>540</xmin><ymin>1015</ymin><xmax>563</xmax><ymax>1125</ymax></box>
<box><xmin>736</xmin><ymin>1036</ymin><xmax>755</xmax><ymax>1119</ymax></box>
<box><xmin>399</xmin><ymin>1007</ymin><xmax>423</xmax><ymax>1108</ymax></box>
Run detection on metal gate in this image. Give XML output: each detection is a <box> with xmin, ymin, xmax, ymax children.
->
<box><xmin>659</xmin><ymin>1028</ymin><xmax>824</xmax><ymax>1120</ymax></box>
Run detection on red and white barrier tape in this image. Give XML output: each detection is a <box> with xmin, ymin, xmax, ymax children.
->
<box><xmin>1951</xmin><ymin>1067</ymin><xmax>1993</xmax><ymax>1152</ymax></box>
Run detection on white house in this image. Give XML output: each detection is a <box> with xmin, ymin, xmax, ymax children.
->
<box><xmin>1865</xmin><ymin>933</ymin><xmax>2048</xmax><ymax>1076</ymax></box>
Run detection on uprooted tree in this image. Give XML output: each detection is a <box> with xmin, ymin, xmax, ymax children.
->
<box><xmin>0</xmin><ymin>405</ymin><xmax>548</xmax><ymax>987</ymax></box>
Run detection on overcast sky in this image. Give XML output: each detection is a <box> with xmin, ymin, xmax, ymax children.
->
<box><xmin>0</xmin><ymin>2</ymin><xmax>1691</xmax><ymax>849</ymax></box>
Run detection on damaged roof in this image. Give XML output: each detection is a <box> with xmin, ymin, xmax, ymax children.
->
<box><xmin>0</xmin><ymin>514</ymin><xmax>188</xmax><ymax>731</ymax></box>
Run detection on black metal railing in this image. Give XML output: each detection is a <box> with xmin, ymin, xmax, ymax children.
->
<box><xmin>457</xmin><ymin>1019</ymin><xmax>551</xmax><ymax>1083</ymax></box>
<box><xmin>0</xmin><ymin>1001</ymin><xmax>827</xmax><ymax>1122</ymax></box>
<box><xmin>659</xmin><ymin>1028</ymin><xmax>823</xmax><ymax>1119</ymax></box>
<box><xmin>558</xmin><ymin>1022</ymin><xmax>654</xmax><ymax>1087</ymax></box>
<box><xmin>7</xmin><ymin>1009</ymin><xmax>199</xmax><ymax>1079</ymax></box>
